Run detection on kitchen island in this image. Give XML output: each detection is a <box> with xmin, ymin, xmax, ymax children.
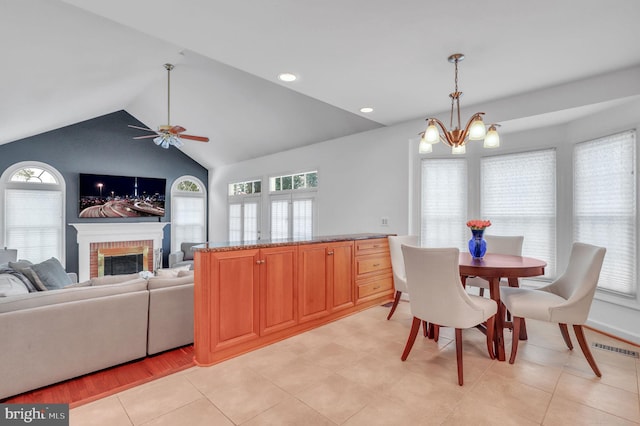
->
<box><xmin>193</xmin><ymin>234</ymin><xmax>394</xmax><ymax>365</ymax></box>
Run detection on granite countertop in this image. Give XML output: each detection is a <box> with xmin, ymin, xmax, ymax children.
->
<box><xmin>192</xmin><ymin>233</ymin><xmax>392</xmax><ymax>253</ymax></box>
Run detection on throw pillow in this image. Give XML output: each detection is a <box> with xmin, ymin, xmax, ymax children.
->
<box><xmin>8</xmin><ymin>260</ymin><xmax>46</xmax><ymax>291</ymax></box>
<box><xmin>155</xmin><ymin>265</ymin><xmax>191</xmax><ymax>278</ymax></box>
<box><xmin>177</xmin><ymin>269</ymin><xmax>195</xmax><ymax>278</ymax></box>
<box><xmin>0</xmin><ymin>274</ymin><xmax>30</xmax><ymax>296</ymax></box>
<box><xmin>29</xmin><ymin>257</ymin><xmax>72</xmax><ymax>290</ymax></box>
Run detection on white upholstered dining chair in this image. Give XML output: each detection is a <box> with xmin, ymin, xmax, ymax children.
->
<box><xmin>465</xmin><ymin>235</ymin><xmax>524</xmax><ymax>297</ymax></box>
<box><xmin>387</xmin><ymin>235</ymin><xmax>419</xmax><ymax>320</ymax></box>
<box><xmin>401</xmin><ymin>246</ymin><xmax>497</xmax><ymax>385</ymax></box>
<box><xmin>500</xmin><ymin>242</ymin><xmax>606</xmax><ymax>376</ymax></box>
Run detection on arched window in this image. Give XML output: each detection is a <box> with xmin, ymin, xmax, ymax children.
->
<box><xmin>171</xmin><ymin>176</ymin><xmax>207</xmax><ymax>252</ymax></box>
<box><xmin>0</xmin><ymin>162</ymin><xmax>66</xmax><ymax>263</ymax></box>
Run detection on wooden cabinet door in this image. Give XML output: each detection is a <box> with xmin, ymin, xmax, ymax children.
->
<box><xmin>260</xmin><ymin>246</ymin><xmax>298</xmax><ymax>335</ymax></box>
<box><xmin>210</xmin><ymin>249</ymin><xmax>260</xmax><ymax>350</ymax></box>
<box><xmin>330</xmin><ymin>241</ymin><xmax>354</xmax><ymax>312</ymax></box>
<box><xmin>298</xmin><ymin>243</ymin><xmax>330</xmax><ymax>323</ymax></box>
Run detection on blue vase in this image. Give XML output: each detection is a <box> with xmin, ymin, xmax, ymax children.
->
<box><xmin>468</xmin><ymin>229</ymin><xmax>487</xmax><ymax>259</ymax></box>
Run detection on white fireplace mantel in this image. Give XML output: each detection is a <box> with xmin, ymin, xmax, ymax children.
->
<box><xmin>70</xmin><ymin>222</ymin><xmax>169</xmax><ymax>282</ymax></box>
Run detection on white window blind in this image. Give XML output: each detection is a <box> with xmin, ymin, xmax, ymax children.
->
<box><xmin>292</xmin><ymin>199</ymin><xmax>313</xmax><ymax>239</ymax></box>
<box><xmin>5</xmin><ymin>189</ymin><xmax>63</xmax><ymax>263</ymax></box>
<box><xmin>243</xmin><ymin>201</ymin><xmax>259</xmax><ymax>241</ymax></box>
<box><xmin>421</xmin><ymin>159</ymin><xmax>468</xmax><ymax>249</ymax></box>
<box><xmin>228</xmin><ymin>203</ymin><xmax>242</xmax><ymax>242</ymax></box>
<box><xmin>173</xmin><ymin>196</ymin><xmax>205</xmax><ymax>247</ymax></box>
<box><xmin>271</xmin><ymin>199</ymin><xmax>289</xmax><ymax>239</ymax></box>
<box><xmin>481</xmin><ymin>149</ymin><xmax>557</xmax><ymax>278</ymax></box>
<box><xmin>574</xmin><ymin>130</ymin><xmax>636</xmax><ymax>296</ymax></box>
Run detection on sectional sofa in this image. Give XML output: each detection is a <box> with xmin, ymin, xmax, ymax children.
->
<box><xmin>0</xmin><ymin>270</ymin><xmax>194</xmax><ymax>400</ymax></box>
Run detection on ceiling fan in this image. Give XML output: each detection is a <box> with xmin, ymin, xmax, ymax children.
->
<box><xmin>128</xmin><ymin>63</ymin><xmax>209</xmax><ymax>149</ymax></box>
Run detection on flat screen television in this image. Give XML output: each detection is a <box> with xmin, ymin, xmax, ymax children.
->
<box><xmin>79</xmin><ymin>173</ymin><xmax>166</xmax><ymax>218</ymax></box>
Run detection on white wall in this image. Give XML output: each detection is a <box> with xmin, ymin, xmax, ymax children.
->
<box><xmin>209</xmin><ymin>122</ymin><xmax>417</xmax><ymax>241</ymax></box>
<box><xmin>208</xmin><ymin>68</ymin><xmax>640</xmax><ymax>343</ymax></box>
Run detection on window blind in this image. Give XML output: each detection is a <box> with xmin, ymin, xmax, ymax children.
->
<box><xmin>228</xmin><ymin>203</ymin><xmax>242</xmax><ymax>242</ymax></box>
<box><xmin>271</xmin><ymin>199</ymin><xmax>289</xmax><ymax>239</ymax></box>
<box><xmin>173</xmin><ymin>196</ymin><xmax>205</xmax><ymax>246</ymax></box>
<box><xmin>243</xmin><ymin>201</ymin><xmax>259</xmax><ymax>241</ymax></box>
<box><xmin>292</xmin><ymin>199</ymin><xmax>313</xmax><ymax>239</ymax></box>
<box><xmin>5</xmin><ymin>189</ymin><xmax>62</xmax><ymax>263</ymax></box>
<box><xmin>574</xmin><ymin>130</ymin><xmax>636</xmax><ymax>295</ymax></box>
<box><xmin>481</xmin><ymin>149</ymin><xmax>557</xmax><ymax>278</ymax></box>
<box><xmin>421</xmin><ymin>159</ymin><xmax>468</xmax><ymax>249</ymax></box>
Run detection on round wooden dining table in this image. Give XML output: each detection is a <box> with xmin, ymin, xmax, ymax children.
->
<box><xmin>458</xmin><ymin>252</ymin><xmax>547</xmax><ymax>361</ymax></box>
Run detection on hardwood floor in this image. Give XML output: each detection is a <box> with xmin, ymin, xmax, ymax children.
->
<box><xmin>1</xmin><ymin>345</ymin><xmax>195</xmax><ymax>409</ymax></box>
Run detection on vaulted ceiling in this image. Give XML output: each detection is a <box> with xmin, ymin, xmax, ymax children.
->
<box><xmin>3</xmin><ymin>1</ymin><xmax>640</xmax><ymax>169</ymax></box>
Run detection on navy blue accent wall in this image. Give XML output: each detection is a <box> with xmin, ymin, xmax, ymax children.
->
<box><xmin>0</xmin><ymin>110</ymin><xmax>208</xmax><ymax>273</ymax></box>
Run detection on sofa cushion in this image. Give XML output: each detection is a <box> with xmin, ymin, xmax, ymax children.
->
<box><xmin>28</xmin><ymin>257</ymin><xmax>72</xmax><ymax>290</ymax></box>
<box><xmin>181</xmin><ymin>242</ymin><xmax>200</xmax><ymax>261</ymax></box>
<box><xmin>0</xmin><ymin>274</ymin><xmax>30</xmax><ymax>297</ymax></box>
<box><xmin>148</xmin><ymin>275</ymin><xmax>193</xmax><ymax>290</ymax></box>
<box><xmin>90</xmin><ymin>272</ymin><xmax>141</xmax><ymax>286</ymax></box>
<box><xmin>0</xmin><ymin>278</ymin><xmax>148</xmax><ymax>314</ymax></box>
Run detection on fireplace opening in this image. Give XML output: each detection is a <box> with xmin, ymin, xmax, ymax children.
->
<box><xmin>97</xmin><ymin>245</ymin><xmax>149</xmax><ymax>277</ymax></box>
<box><xmin>104</xmin><ymin>254</ymin><xmax>144</xmax><ymax>275</ymax></box>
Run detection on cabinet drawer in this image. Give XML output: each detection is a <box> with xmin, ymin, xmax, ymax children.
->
<box><xmin>355</xmin><ymin>238</ymin><xmax>389</xmax><ymax>256</ymax></box>
<box><xmin>356</xmin><ymin>254</ymin><xmax>391</xmax><ymax>277</ymax></box>
<box><xmin>357</xmin><ymin>274</ymin><xmax>393</xmax><ymax>300</ymax></box>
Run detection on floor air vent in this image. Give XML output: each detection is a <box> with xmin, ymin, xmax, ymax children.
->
<box><xmin>592</xmin><ymin>343</ymin><xmax>639</xmax><ymax>358</ymax></box>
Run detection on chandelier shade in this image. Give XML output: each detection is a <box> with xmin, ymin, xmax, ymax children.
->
<box><xmin>419</xmin><ymin>53</ymin><xmax>500</xmax><ymax>154</ymax></box>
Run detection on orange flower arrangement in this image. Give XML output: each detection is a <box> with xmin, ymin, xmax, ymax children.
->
<box><xmin>466</xmin><ymin>219</ymin><xmax>492</xmax><ymax>230</ymax></box>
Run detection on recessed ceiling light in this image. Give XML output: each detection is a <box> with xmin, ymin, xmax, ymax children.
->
<box><xmin>278</xmin><ymin>73</ymin><xmax>297</xmax><ymax>82</ymax></box>
<box><xmin>360</xmin><ymin>107</ymin><xmax>374</xmax><ymax>113</ymax></box>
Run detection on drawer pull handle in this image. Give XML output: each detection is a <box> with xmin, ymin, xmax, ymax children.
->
<box><xmin>373</xmin><ymin>263</ymin><xmax>380</xmax><ymax>267</ymax></box>
<box><xmin>373</xmin><ymin>285</ymin><xmax>381</xmax><ymax>290</ymax></box>
<box><xmin>373</xmin><ymin>245</ymin><xmax>380</xmax><ymax>248</ymax></box>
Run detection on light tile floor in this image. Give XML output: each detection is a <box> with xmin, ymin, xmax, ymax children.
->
<box><xmin>71</xmin><ymin>302</ymin><xmax>640</xmax><ymax>425</ymax></box>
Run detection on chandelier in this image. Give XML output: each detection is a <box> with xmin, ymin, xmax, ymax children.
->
<box><xmin>419</xmin><ymin>53</ymin><xmax>500</xmax><ymax>154</ymax></box>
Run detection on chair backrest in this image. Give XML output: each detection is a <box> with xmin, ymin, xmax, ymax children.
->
<box><xmin>544</xmin><ymin>242</ymin><xmax>606</xmax><ymax>323</ymax></box>
<box><xmin>485</xmin><ymin>235</ymin><xmax>524</xmax><ymax>256</ymax></box>
<box><xmin>388</xmin><ymin>235</ymin><xmax>419</xmax><ymax>293</ymax></box>
<box><xmin>0</xmin><ymin>248</ymin><xmax>18</xmax><ymax>265</ymax></box>
<box><xmin>402</xmin><ymin>245</ymin><xmax>487</xmax><ymax>329</ymax></box>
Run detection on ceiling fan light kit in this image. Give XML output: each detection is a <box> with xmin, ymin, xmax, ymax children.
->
<box><xmin>418</xmin><ymin>53</ymin><xmax>500</xmax><ymax>155</ymax></box>
<box><xmin>128</xmin><ymin>63</ymin><xmax>209</xmax><ymax>149</ymax></box>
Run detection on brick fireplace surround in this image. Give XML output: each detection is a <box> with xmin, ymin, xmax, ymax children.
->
<box><xmin>70</xmin><ymin>222</ymin><xmax>169</xmax><ymax>282</ymax></box>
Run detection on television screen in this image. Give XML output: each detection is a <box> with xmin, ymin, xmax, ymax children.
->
<box><xmin>79</xmin><ymin>173</ymin><xmax>166</xmax><ymax>218</ymax></box>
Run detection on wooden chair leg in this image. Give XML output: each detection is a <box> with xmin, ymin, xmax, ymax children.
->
<box><xmin>455</xmin><ymin>328</ymin><xmax>464</xmax><ymax>386</ymax></box>
<box><xmin>559</xmin><ymin>323</ymin><xmax>573</xmax><ymax>349</ymax></box>
<box><xmin>485</xmin><ymin>315</ymin><xmax>496</xmax><ymax>360</ymax></box>
<box><xmin>422</xmin><ymin>320</ymin><xmax>429</xmax><ymax>337</ymax></box>
<box><xmin>509</xmin><ymin>317</ymin><xmax>522</xmax><ymax>364</ymax></box>
<box><xmin>401</xmin><ymin>317</ymin><xmax>421</xmax><ymax>361</ymax></box>
<box><xmin>386</xmin><ymin>291</ymin><xmax>402</xmax><ymax>320</ymax></box>
<box><xmin>573</xmin><ymin>325</ymin><xmax>602</xmax><ymax>377</ymax></box>
<box><xmin>479</xmin><ymin>288</ymin><xmax>485</xmax><ymax>297</ymax></box>
<box><xmin>433</xmin><ymin>324</ymin><xmax>440</xmax><ymax>342</ymax></box>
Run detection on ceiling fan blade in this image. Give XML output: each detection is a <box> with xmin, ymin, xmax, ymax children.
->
<box><xmin>128</xmin><ymin>124</ymin><xmax>156</xmax><ymax>132</ymax></box>
<box><xmin>169</xmin><ymin>125</ymin><xmax>187</xmax><ymax>134</ymax></box>
<box><xmin>180</xmin><ymin>134</ymin><xmax>210</xmax><ymax>142</ymax></box>
<box><xmin>133</xmin><ymin>135</ymin><xmax>159</xmax><ymax>140</ymax></box>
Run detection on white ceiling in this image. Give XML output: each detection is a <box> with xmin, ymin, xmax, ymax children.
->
<box><xmin>3</xmin><ymin>0</ymin><xmax>640</xmax><ymax>169</ymax></box>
